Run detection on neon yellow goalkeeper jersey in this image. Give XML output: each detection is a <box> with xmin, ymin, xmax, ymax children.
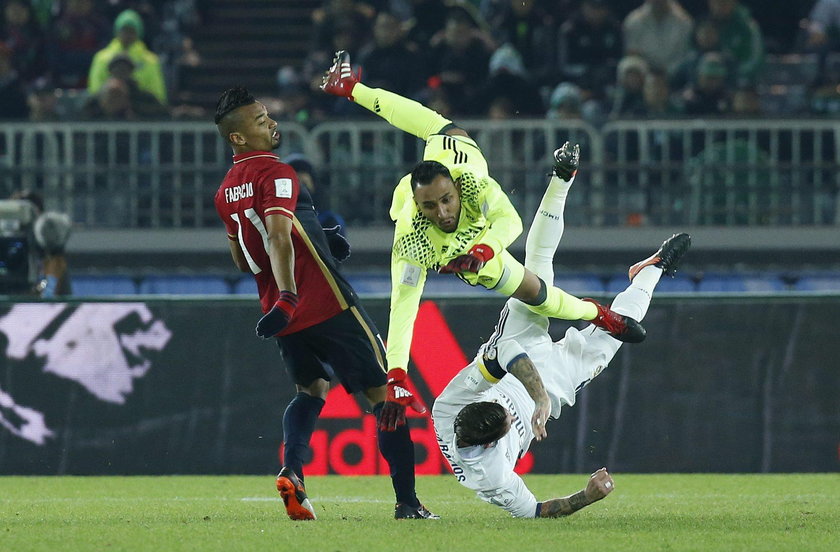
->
<box><xmin>386</xmin><ymin>166</ymin><xmax>523</xmax><ymax>370</ymax></box>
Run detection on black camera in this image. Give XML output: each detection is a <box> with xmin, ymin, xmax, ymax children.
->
<box><xmin>0</xmin><ymin>200</ymin><xmax>39</xmax><ymax>295</ymax></box>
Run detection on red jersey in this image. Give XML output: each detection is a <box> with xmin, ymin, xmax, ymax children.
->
<box><xmin>215</xmin><ymin>151</ymin><xmax>358</xmax><ymax>335</ymax></box>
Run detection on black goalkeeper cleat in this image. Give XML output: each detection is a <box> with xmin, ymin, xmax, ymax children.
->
<box><xmin>553</xmin><ymin>141</ymin><xmax>580</xmax><ymax>181</ymax></box>
<box><xmin>628</xmin><ymin>232</ymin><xmax>692</xmax><ymax>281</ymax></box>
<box><xmin>394</xmin><ymin>502</ymin><xmax>440</xmax><ymax>520</ymax></box>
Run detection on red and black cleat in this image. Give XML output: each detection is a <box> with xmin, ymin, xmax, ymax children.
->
<box><xmin>582</xmin><ymin>298</ymin><xmax>646</xmax><ymax>343</ymax></box>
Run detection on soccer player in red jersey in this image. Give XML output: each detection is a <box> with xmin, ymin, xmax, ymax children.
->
<box><xmin>213</xmin><ymin>87</ymin><xmax>437</xmax><ymax>520</ymax></box>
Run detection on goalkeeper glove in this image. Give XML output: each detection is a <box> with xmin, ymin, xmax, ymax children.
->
<box><xmin>256</xmin><ymin>291</ymin><xmax>298</xmax><ymax>338</ymax></box>
<box><xmin>553</xmin><ymin>141</ymin><xmax>580</xmax><ymax>182</ymax></box>
<box><xmin>323</xmin><ymin>225</ymin><xmax>350</xmax><ymax>262</ymax></box>
<box><xmin>378</xmin><ymin>368</ymin><xmax>427</xmax><ymax>431</ymax></box>
<box><xmin>438</xmin><ymin>244</ymin><xmax>495</xmax><ymax>274</ymax></box>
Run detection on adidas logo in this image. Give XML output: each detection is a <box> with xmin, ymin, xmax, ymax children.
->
<box><xmin>374</xmin><ymin>99</ymin><xmax>380</xmax><ymax>113</ymax></box>
<box><xmin>393</xmin><ymin>386</ymin><xmax>411</xmax><ymax>399</ymax></box>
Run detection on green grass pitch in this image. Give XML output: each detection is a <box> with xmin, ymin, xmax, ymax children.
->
<box><xmin>1</xmin><ymin>474</ymin><xmax>838</xmax><ymax>551</ymax></box>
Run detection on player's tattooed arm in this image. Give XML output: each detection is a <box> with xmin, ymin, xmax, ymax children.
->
<box><xmin>539</xmin><ymin>491</ymin><xmax>591</xmax><ymax>517</ymax></box>
<box><xmin>539</xmin><ymin>468</ymin><xmax>615</xmax><ymax>518</ymax></box>
<box><xmin>508</xmin><ymin>355</ymin><xmax>550</xmax><ymax>440</ymax></box>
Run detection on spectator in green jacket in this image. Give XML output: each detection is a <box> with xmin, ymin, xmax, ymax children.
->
<box><xmin>704</xmin><ymin>0</ymin><xmax>763</xmax><ymax>86</ymax></box>
<box><xmin>87</xmin><ymin>9</ymin><xmax>167</xmax><ymax>105</ymax></box>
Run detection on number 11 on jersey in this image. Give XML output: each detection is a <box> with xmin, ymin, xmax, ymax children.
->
<box><xmin>231</xmin><ymin>208</ymin><xmax>269</xmax><ymax>274</ymax></box>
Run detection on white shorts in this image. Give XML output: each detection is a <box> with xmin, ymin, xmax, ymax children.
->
<box><xmin>489</xmin><ymin>298</ymin><xmax>623</xmax><ymax>418</ymax></box>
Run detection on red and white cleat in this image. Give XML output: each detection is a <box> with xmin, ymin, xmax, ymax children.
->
<box><xmin>320</xmin><ymin>50</ymin><xmax>360</xmax><ymax>99</ymax></box>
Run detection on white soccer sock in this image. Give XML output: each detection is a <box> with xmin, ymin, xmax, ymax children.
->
<box><xmin>610</xmin><ymin>265</ymin><xmax>662</xmax><ymax>321</ymax></box>
<box><xmin>525</xmin><ymin>175</ymin><xmax>574</xmax><ymax>283</ymax></box>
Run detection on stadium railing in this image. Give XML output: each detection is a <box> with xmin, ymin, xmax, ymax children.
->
<box><xmin>1</xmin><ymin>119</ymin><xmax>838</xmax><ymax>229</ymax></box>
<box><xmin>601</xmin><ymin>119</ymin><xmax>840</xmax><ymax>227</ymax></box>
<box><xmin>68</xmin><ymin>271</ymin><xmax>840</xmax><ymax>297</ymax></box>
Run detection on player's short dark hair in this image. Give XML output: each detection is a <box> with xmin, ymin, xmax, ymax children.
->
<box><xmin>410</xmin><ymin>160</ymin><xmax>452</xmax><ymax>190</ymax></box>
<box><xmin>454</xmin><ymin>401</ymin><xmax>509</xmax><ymax>446</ymax></box>
<box><xmin>214</xmin><ymin>86</ymin><xmax>255</xmax><ymax>125</ymax></box>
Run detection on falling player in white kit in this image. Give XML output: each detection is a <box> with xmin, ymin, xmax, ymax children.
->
<box><xmin>432</xmin><ymin>142</ymin><xmax>691</xmax><ymax>518</ymax></box>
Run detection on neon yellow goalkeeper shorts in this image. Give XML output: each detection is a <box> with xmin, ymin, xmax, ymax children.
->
<box><xmin>456</xmin><ymin>249</ymin><xmax>525</xmax><ymax>296</ymax></box>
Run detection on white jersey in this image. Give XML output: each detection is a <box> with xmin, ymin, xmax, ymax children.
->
<box><xmin>432</xmin><ymin>298</ymin><xmax>622</xmax><ymax>518</ymax></box>
<box><xmin>486</xmin><ymin>299</ymin><xmax>620</xmax><ymax>419</ymax></box>
<box><xmin>433</xmin><ymin>361</ymin><xmax>539</xmax><ymax>518</ymax></box>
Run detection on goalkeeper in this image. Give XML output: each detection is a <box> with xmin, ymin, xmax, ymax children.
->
<box><xmin>431</xmin><ymin>166</ymin><xmax>691</xmax><ymax>517</ymax></box>
<box><xmin>321</xmin><ymin>51</ymin><xmax>644</xmax><ymax>430</ymax></box>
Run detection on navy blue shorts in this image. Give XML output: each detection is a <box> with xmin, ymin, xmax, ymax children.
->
<box><xmin>276</xmin><ymin>305</ymin><xmax>387</xmax><ymax>393</ymax></box>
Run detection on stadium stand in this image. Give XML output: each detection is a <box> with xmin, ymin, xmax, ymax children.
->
<box><xmin>696</xmin><ymin>272</ymin><xmax>789</xmax><ymax>292</ymax></box>
<box><xmin>71</xmin><ymin>275</ymin><xmax>138</xmax><ymax>296</ymax></box>
<box><xmin>232</xmin><ymin>276</ymin><xmax>258</xmax><ymax>295</ymax></box>
<box><xmin>553</xmin><ymin>274</ymin><xmax>607</xmax><ymax>295</ymax></box>
<box><xmin>607</xmin><ymin>273</ymin><xmax>697</xmax><ymax>293</ymax></box>
<box><xmin>697</xmin><ymin>273</ymin><xmax>787</xmax><ymax>292</ymax></box>
<box><xmin>178</xmin><ymin>0</ymin><xmax>318</xmax><ymax>107</ymax></box>
<box><xmin>793</xmin><ymin>272</ymin><xmax>840</xmax><ymax>291</ymax></box>
<box><xmin>1</xmin><ymin>0</ymin><xmax>837</xmax><ymax>298</ymax></box>
<box><xmin>344</xmin><ymin>271</ymin><xmax>495</xmax><ymax>297</ymax></box>
<box><xmin>137</xmin><ymin>275</ymin><xmax>230</xmax><ymax>295</ymax></box>
<box><xmin>62</xmin><ymin>271</ymin><xmax>840</xmax><ymax>297</ymax></box>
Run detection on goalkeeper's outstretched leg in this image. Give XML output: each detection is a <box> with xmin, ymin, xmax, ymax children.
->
<box><xmin>321</xmin><ymin>50</ymin><xmax>450</xmax><ymax>141</ymax></box>
<box><xmin>321</xmin><ymin>50</ymin><xmax>492</xmax><ymax>219</ymax></box>
<box><xmin>493</xmin><ymin>143</ymin><xmax>647</xmax><ymax>344</ymax></box>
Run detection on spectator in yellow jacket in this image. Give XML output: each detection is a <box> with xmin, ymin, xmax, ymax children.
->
<box><xmin>87</xmin><ymin>9</ymin><xmax>167</xmax><ymax>104</ymax></box>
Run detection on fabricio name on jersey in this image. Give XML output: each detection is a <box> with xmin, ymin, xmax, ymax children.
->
<box><xmin>225</xmin><ymin>182</ymin><xmax>254</xmax><ymax>203</ymax></box>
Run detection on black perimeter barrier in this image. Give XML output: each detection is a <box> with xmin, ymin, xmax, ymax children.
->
<box><xmin>0</xmin><ymin>295</ymin><xmax>837</xmax><ymax>475</ymax></box>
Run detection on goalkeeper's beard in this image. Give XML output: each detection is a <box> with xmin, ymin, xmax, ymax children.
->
<box><xmin>439</xmin><ymin>221</ymin><xmax>457</xmax><ymax>233</ymax></box>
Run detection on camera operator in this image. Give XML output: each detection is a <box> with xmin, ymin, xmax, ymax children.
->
<box><xmin>8</xmin><ymin>190</ymin><xmax>72</xmax><ymax>297</ymax></box>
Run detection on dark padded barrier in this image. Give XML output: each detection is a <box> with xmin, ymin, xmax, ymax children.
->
<box><xmin>0</xmin><ymin>296</ymin><xmax>837</xmax><ymax>475</ymax></box>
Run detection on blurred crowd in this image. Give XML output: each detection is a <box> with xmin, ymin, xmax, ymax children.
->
<box><xmin>286</xmin><ymin>0</ymin><xmax>840</xmax><ymax>125</ymax></box>
<box><xmin>2</xmin><ymin>0</ymin><xmax>840</xmax><ymax>123</ymax></box>
<box><xmin>0</xmin><ymin>0</ymin><xmax>200</xmax><ymax>121</ymax></box>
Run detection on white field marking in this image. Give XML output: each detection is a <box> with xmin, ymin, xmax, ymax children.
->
<box><xmin>0</xmin><ymin>496</ymin><xmax>466</xmax><ymax>504</ymax></box>
<box><xmin>241</xmin><ymin>496</ymin><xmax>391</xmax><ymax>504</ymax></box>
<box><xmin>1</xmin><ymin>497</ymin><xmax>239</xmax><ymax>503</ymax></box>
<box><xmin>240</xmin><ymin>496</ymin><xmax>478</xmax><ymax>504</ymax></box>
